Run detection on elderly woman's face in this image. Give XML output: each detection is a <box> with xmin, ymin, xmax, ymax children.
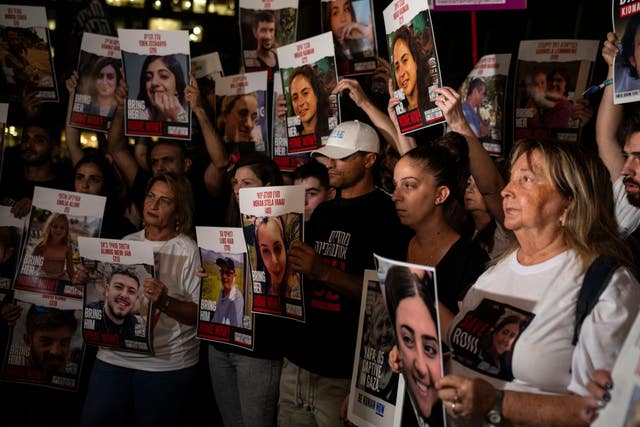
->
<box><xmin>258</xmin><ymin>219</ymin><xmax>286</xmax><ymax>289</ymax></box>
<box><xmin>145</xmin><ymin>58</ymin><xmax>178</xmax><ymax>102</ymax></box>
<box><xmin>290</xmin><ymin>74</ymin><xmax>318</xmax><ymax>130</ymax></box>
<box><xmin>393</xmin><ymin>39</ymin><xmax>418</xmax><ymax>103</ymax></box>
<box><xmin>96</xmin><ymin>64</ymin><xmax>118</xmax><ymax>98</ymax></box>
<box><xmin>501</xmin><ymin>150</ymin><xmax>570</xmax><ymax>235</ymax></box>
<box><xmin>396</xmin><ymin>294</ymin><xmax>440</xmax><ymax>419</ymax></box>
<box><xmin>143</xmin><ymin>180</ymin><xmax>177</xmax><ymax>231</ymax></box>
<box><xmin>224</xmin><ymin>95</ymin><xmax>258</xmax><ymax>143</ymax></box>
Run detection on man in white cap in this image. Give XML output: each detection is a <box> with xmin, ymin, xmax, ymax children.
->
<box><xmin>280</xmin><ymin>120</ymin><xmax>411</xmax><ymax>426</ymax></box>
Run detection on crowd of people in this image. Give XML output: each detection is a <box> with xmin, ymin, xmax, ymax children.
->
<box><xmin>1</xmin><ymin>8</ymin><xmax>640</xmax><ymax>427</ymax></box>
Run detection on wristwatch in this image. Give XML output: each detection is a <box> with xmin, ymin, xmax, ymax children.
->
<box><xmin>485</xmin><ymin>389</ymin><xmax>504</xmax><ymax>426</ymax></box>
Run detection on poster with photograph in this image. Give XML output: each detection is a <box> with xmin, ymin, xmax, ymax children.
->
<box><xmin>192</xmin><ymin>52</ymin><xmax>223</xmax><ymax>122</ymax></box>
<box><xmin>348</xmin><ymin>269</ymin><xmax>405</xmax><ymax>427</ymax></box>
<box><xmin>613</xmin><ymin>2</ymin><xmax>640</xmax><ymax>104</ymax></box>
<box><xmin>196</xmin><ymin>226</ymin><xmax>254</xmax><ymax>350</ymax></box>
<box><xmin>15</xmin><ymin>187</ymin><xmax>105</xmax><ymax>299</ymax></box>
<box><xmin>321</xmin><ymin>0</ymin><xmax>378</xmax><ymax>76</ymax></box>
<box><xmin>278</xmin><ymin>32</ymin><xmax>340</xmax><ymax>153</ymax></box>
<box><xmin>0</xmin><ymin>205</ymin><xmax>27</xmax><ymax>291</ymax></box>
<box><xmin>0</xmin><ymin>4</ymin><xmax>58</xmax><ymax>101</ymax></box>
<box><xmin>457</xmin><ymin>54</ymin><xmax>511</xmax><ymax>156</ymax></box>
<box><xmin>119</xmin><ymin>29</ymin><xmax>191</xmax><ymax>140</ymax></box>
<box><xmin>239</xmin><ymin>185</ymin><xmax>304</xmax><ymax>320</ymax></box>
<box><xmin>514</xmin><ymin>39</ymin><xmax>598</xmax><ymax>142</ymax></box>
<box><xmin>271</xmin><ymin>74</ymin><xmax>310</xmax><ymax>171</ymax></box>
<box><xmin>374</xmin><ymin>254</ymin><xmax>445</xmax><ymax>427</ymax></box>
<box><xmin>69</xmin><ymin>33</ymin><xmax>121</xmax><ymax>133</ymax></box>
<box><xmin>2</xmin><ymin>289</ymin><xmax>84</xmax><ymax>391</ymax></box>
<box><xmin>592</xmin><ymin>311</ymin><xmax>640</xmax><ymax>427</ymax></box>
<box><xmin>383</xmin><ymin>0</ymin><xmax>444</xmax><ymax>134</ymax></box>
<box><xmin>239</xmin><ymin>0</ymin><xmax>298</xmax><ymax>79</ymax></box>
<box><xmin>0</xmin><ymin>102</ymin><xmax>7</xmax><ymax>183</ymax></box>
<box><xmin>214</xmin><ymin>71</ymin><xmax>269</xmax><ymax>162</ymax></box>
<box><xmin>78</xmin><ymin>237</ymin><xmax>154</xmax><ymax>353</ymax></box>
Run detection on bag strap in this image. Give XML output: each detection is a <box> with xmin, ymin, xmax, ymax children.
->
<box><xmin>573</xmin><ymin>255</ymin><xmax>620</xmax><ymax>345</ymax></box>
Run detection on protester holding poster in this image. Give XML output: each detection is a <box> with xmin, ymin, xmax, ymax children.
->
<box><xmin>81</xmin><ymin>173</ymin><xmax>201</xmax><ymax>427</ymax></box>
<box><xmin>119</xmin><ymin>29</ymin><xmax>191</xmax><ymax>140</ymax></box>
<box><xmin>425</xmin><ymin>140</ymin><xmax>640</xmax><ymax>426</ymax></box>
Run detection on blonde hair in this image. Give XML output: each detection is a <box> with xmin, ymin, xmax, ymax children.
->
<box><xmin>497</xmin><ymin>139</ymin><xmax>634</xmax><ymax>273</ymax></box>
<box><xmin>33</xmin><ymin>213</ymin><xmax>70</xmax><ymax>255</ymax></box>
<box><xmin>145</xmin><ymin>172</ymin><xmax>194</xmax><ymax>236</ymax></box>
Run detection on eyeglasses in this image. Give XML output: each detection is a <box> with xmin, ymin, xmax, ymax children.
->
<box><xmin>145</xmin><ymin>191</ymin><xmax>174</xmax><ymax>208</ymax></box>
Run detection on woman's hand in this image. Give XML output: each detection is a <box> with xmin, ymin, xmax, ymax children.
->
<box><xmin>437</xmin><ymin>375</ymin><xmax>497</xmax><ymax>419</ymax></box>
<box><xmin>72</xmin><ymin>263</ymin><xmax>88</xmax><ymax>288</ymax></box>
<box><xmin>333</xmin><ymin>78</ymin><xmax>370</xmax><ymax>109</ymax></box>
<box><xmin>341</xmin><ymin>21</ymin><xmax>372</xmax><ymax>43</ymax></box>
<box><xmin>185</xmin><ymin>73</ymin><xmax>201</xmax><ymax>112</ymax></box>
<box><xmin>582</xmin><ymin>369</ymin><xmax>614</xmax><ymax>424</ymax></box>
<box><xmin>151</xmin><ymin>92</ymin><xmax>187</xmax><ymax>123</ymax></box>
<box><xmin>144</xmin><ymin>278</ymin><xmax>169</xmax><ymax>304</ymax></box>
<box><xmin>388</xmin><ymin>345</ymin><xmax>403</xmax><ymax>373</ymax></box>
<box><xmin>114</xmin><ymin>77</ymin><xmax>128</xmax><ymax>109</ymax></box>
<box><xmin>602</xmin><ymin>32</ymin><xmax>618</xmax><ymax>68</ymax></box>
<box><xmin>433</xmin><ymin>86</ymin><xmax>472</xmax><ymax>134</ymax></box>
<box><xmin>11</xmin><ymin>197</ymin><xmax>32</xmax><ymax>218</ymax></box>
<box><xmin>65</xmin><ymin>71</ymin><xmax>79</xmax><ymax>95</ymax></box>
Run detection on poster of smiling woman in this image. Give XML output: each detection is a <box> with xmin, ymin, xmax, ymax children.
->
<box><xmin>119</xmin><ymin>29</ymin><xmax>191</xmax><ymax>140</ymax></box>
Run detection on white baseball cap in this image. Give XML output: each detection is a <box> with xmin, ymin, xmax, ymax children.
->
<box><xmin>311</xmin><ymin>120</ymin><xmax>380</xmax><ymax>160</ymax></box>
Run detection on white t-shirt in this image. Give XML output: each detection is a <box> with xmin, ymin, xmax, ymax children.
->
<box><xmin>448</xmin><ymin>249</ymin><xmax>639</xmax><ymax>398</ymax></box>
<box><xmin>98</xmin><ymin>231</ymin><xmax>201</xmax><ymax>372</ymax></box>
<box><xmin>613</xmin><ymin>175</ymin><xmax>640</xmax><ymax>237</ymax></box>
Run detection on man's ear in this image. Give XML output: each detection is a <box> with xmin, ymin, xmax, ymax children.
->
<box><xmin>363</xmin><ymin>152</ymin><xmax>377</xmax><ymax>169</ymax></box>
<box><xmin>327</xmin><ymin>187</ymin><xmax>337</xmax><ymax>201</ymax></box>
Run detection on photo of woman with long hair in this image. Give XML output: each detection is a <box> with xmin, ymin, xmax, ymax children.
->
<box><xmin>31</xmin><ymin>213</ymin><xmax>74</xmax><ymax>281</ymax></box>
<box><xmin>391</xmin><ymin>25</ymin><xmax>432</xmax><ymax>114</ymax></box>
<box><xmin>288</xmin><ymin>65</ymin><xmax>331</xmax><ymax>137</ymax></box>
<box><xmin>137</xmin><ymin>54</ymin><xmax>188</xmax><ymax>123</ymax></box>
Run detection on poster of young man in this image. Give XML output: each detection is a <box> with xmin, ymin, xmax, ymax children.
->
<box><xmin>118</xmin><ymin>29</ymin><xmax>191</xmax><ymax>140</ymax></box>
<box><xmin>374</xmin><ymin>254</ymin><xmax>446</xmax><ymax>427</ymax></box>
<box><xmin>348</xmin><ymin>269</ymin><xmax>405</xmax><ymax>427</ymax></box>
<box><xmin>0</xmin><ymin>4</ymin><xmax>58</xmax><ymax>102</ymax></box>
<box><xmin>78</xmin><ymin>237</ymin><xmax>154</xmax><ymax>353</ymax></box>
<box><xmin>613</xmin><ymin>3</ymin><xmax>640</xmax><ymax>104</ymax></box>
<box><xmin>271</xmin><ymin>75</ymin><xmax>309</xmax><ymax>171</ymax></box>
<box><xmin>2</xmin><ymin>289</ymin><xmax>84</xmax><ymax>391</ymax></box>
<box><xmin>69</xmin><ymin>33</ymin><xmax>121</xmax><ymax>133</ymax></box>
<box><xmin>278</xmin><ymin>31</ymin><xmax>340</xmax><ymax>154</ymax></box>
<box><xmin>239</xmin><ymin>185</ymin><xmax>304</xmax><ymax>320</ymax></box>
<box><xmin>239</xmin><ymin>0</ymin><xmax>298</xmax><ymax>79</ymax></box>
<box><xmin>15</xmin><ymin>187</ymin><xmax>105</xmax><ymax>298</ymax></box>
<box><xmin>457</xmin><ymin>54</ymin><xmax>511</xmax><ymax>156</ymax></box>
<box><xmin>196</xmin><ymin>226</ymin><xmax>254</xmax><ymax>350</ymax></box>
<box><xmin>191</xmin><ymin>51</ymin><xmax>223</xmax><ymax>123</ymax></box>
<box><xmin>0</xmin><ymin>205</ymin><xmax>27</xmax><ymax>291</ymax></box>
<box><xmin>321</xmin><ymin>0</ymin><xmax>378</xmax><ymax>76</ymax></box>
<box><xmin>514</xmin><ymin>39</ymin><xmax>598</xmax><ymax>142</ymax></box>
<box><xmin>214</xmin><ymin>71</ymin><xmax>269</xmax><ymax>163</ymax></box>
<box><xmin>383</xmin><ymin>0</ymin><xmax>444</xmax><ymax>134</ymax></box>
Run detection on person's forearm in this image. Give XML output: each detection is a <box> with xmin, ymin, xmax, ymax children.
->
<box><xmin>503</xmin><ymin>391</ymin><xmax>587</xmax><ymax>427</ymax></box>
<box><xmin>65</xmin><ymin>94</ymin><xmax>83</xmax><ymax>166</ymax></box>
<box><xmin>311</xmin><ymin>264</ymin><xmax>362</xmax><ymax>301</ymax></box>
<box><xmin>158</xmin><ymin>296</ymin><xmax>198</xmax><ymax>326</ymax></box>
<box><xmin>359</xmin><ymin>98</ymin><xmax>401</xmax><ymax>150</ymax></box>
<box><xmin>195</xmin><ymin>106</ymin><xmax>229</xmax><ymax>170</ymax></box>
<box><xmin>595</xmin><ymin>65</ymin><xmax>625</xmax><ymax>182</ymax></box>
<box><xmin>107</xmin><ymin>106</ymin><xmax>138</xmax><ymax>188</ymax></box>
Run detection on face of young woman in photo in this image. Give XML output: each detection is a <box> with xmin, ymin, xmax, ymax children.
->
<box><xmin>392</xmin><ymin>157</ymin><xmax>441</xmax><ymax>229</ymax></box>
<box><xmin>290</xmin><ymin>74</ymin><xmax>318</xmax><ymax>132</ymax></box>
<box><xmin>232</xmin><ymin>166</ymin><xmax>264</xmax><ymax>203</ymax></box>
<box><xmin>330</xmin><ymin>0</ymin><xmax>353</xmax><ymax>39</ymax></box>
<box><xmin>396</xmin><ymin>294</ymin><xmax>441</xmax><ymax>419</ymax></box>
<box><xmin>257</xmin><ymin>219</ymin><xmax>286</xmax><ymax>287</ymax></box>
<box><xmin>224</xmin><ymin>95</ymin><xmax>258</xmax><ymax>143</ymax></box>
<box><xmin>96</xmin><ymin>64</ymin><xmax>117</xmax><ymax>98</ymax></box>
<box><xmin>492</xmin><ymin>322</ymin><xmax>519</xmax><ymax>356</ymax></box>
<box><xmin>393</xmin><ymin>39</ymin><xmax>418</xmax><ymax>105</ymax></box>
<box><xmin>75</xmin><ymin>162</ymin><xmax>105</xmax><ymax>196</ymax></box>
<box><xmin>49</xmin><ymin>217</ymin><xmax>68</xmax><ymax>243</ymax></box>
<box><xmin>145</xmin><ymin>58</ymin><xmax>178</xmax><ymax>103</ymax></box>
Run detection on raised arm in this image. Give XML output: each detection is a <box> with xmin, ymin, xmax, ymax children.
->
<box><xmin>64</xmin><ymin>72</ymin><xmax>84</xmax><ymax>166</ymax></box>
<box><xmin>186</xmin><ymin>74</ymin><xmax>229</xmax><ymax>197</ymax></box>
<box><xmin>596</xmin><ymin>32</ymin><xmax>625</xmax><ymax>182</ymax></box>
<box><xmin>433</xmin><ymin>86</ymin><xmax>505</xmax><ymax>224</ymax></box>
<box><xmin>106</xmin><ymin>78</ymin><xmax>139</xmax><ymax>188</ymax></box>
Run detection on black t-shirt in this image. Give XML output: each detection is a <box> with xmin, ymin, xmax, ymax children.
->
<box><xmin>284</xmin><ymin>189</ymin><xmax>412</xmax><ymax>378</ymax></box>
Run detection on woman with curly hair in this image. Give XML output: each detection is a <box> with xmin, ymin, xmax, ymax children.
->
<box><xmin>391</xmin><ymin>25</ymin><xmax>432</xmax><ymax>113</ymax></box>
<box><xmin>288</xmin><ymin>65</ymin><xmax>330</xmax><ymax>137</ymax></box>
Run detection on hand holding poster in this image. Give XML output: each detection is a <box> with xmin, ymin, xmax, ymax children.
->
<box><xmin>0</xmin><ymin>4</ymin><xmax>58</xmax><ymax>101</ymax></box>
<box><xmin>69</xmin><ymin>33</ymin><xmax>122</xmax><ymax>132</ymax></box>
<box><xmin>613</xmin><ymin>2</ymin><xmax>640</xmax><ymax>104</ymax></box>
<box><xmin>191</xmin><ymin>52</ymin><xmax>223</xmax><ymax>122</ymax></box>
<box><xmin>196</xmin><ymin>226</ymin><xmax>254</xmax><ymax>349</ymax></box>
<box><xmin>15</xmin><ymin>187</ymin><xmax>106</xmax><ymax>298</ymax></box>
<box><xmin>239</xmin><ymin>185</ymin><xmax>304</xmax><ymax>320</ymax></box>
<box><xmin>214</xmin><ymin>71</ymin><xmax>269</xmax><ymax>161</ymax></box>
<box><xmin>278</xmin><ymin>32</ymin><xmax>340</xmax><ymax>153</ymax></box>
<box><xmin>348</xmin><ymin>269</ymin><xmax>405</xmax><ymax>427</ymax></box>
<box><xmin>239</xmin><ymin>0</ymin><xmax>298</xmax><ymax>79</ymax></box>
<box><xmin>383</xmin><ymin>0</ymin><xmax>444</xmax><ymax>133</ymax></box>
<box><xmin>321</xmin><ymin>0</ymin><xmax>378</xmax><ymax>76</ymax></box>
<box><xmin>119</xmin><ymin>29</ymin><xmax>191</xmax><ymax>140</ymax></box>
<box><xmin>2</xmin><ymin>289</ymin><xmax>84</xmax><ymax>390</ymax></box>
<box><xmin>78</xmin><ymin>237</ymin><xmax>154</xmax><ymax>353</ymax></box>
<box><xmin>0</xmin><ymin>205</ymin><xmax>27</xmax><ymax>291</ymax></box>
<box><xmin>375</xmin><ymin>254</ymin><xmax>446</xmax><ymax>426</ymax></box>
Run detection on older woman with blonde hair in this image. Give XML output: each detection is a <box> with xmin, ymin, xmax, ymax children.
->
<box><xmin>81</xmin><ymin>172</ymin><xmax>201</xmax><ymax>427</ymax></box>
